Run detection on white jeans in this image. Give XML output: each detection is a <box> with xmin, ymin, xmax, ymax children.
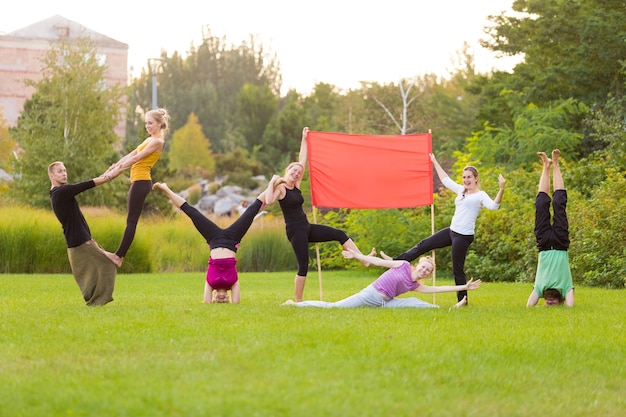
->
<box><xmin>295</xmin><ymin>285</ymin><xmax>438</xmax><ymax>309</ymax></box>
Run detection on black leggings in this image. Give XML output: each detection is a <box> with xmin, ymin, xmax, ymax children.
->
<box><xmin>287</xmin><ymin>222</ymin><xmax>349</xmax><ymax>277</ymax></box>
<box><xmin>395</xmin><ymin>227</ymin><xmax>474</xmax><ymax>302</ymax></box>
<box><xmin>116</xmin><ymin>180</ymin><xmax>152</xmax><ymax>257</ymax></box>
<box><xmin>535</xmin><ymin>190</ymin><xmax>569</xmax><ymax>251</ymax></box>
<box><xmin>180</xmin><ymin>199</ymin><xmax>263</xmax><ymax>249</ymax></box>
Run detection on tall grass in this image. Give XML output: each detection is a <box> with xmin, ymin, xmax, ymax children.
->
<box><xmin>0</xmin><ymin>205</ymin><xmax>66</xmax><ymax>273</ymax></box>
<box><xmin>0</xmin><ymin>206</ymin><xmax>296</xmax><ymax>274</ymax></box>
<box><xmin>0</xmin><ymin>272</ymin><xmax>624</xmax><ymax>417</ymax></box>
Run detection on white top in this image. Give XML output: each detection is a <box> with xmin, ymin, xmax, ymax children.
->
<box><xmin>442</xmin><ymin>177</ymin><xmax>500</xmax><ymax>235</ymax></box>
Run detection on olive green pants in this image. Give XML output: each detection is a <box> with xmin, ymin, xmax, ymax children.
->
<box><xmin>67</xmin><ymin>240</ymin><xmax>116</xmax><ymax>306</ymax></box>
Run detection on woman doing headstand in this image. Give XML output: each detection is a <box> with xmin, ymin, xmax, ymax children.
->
<box><xmin>153</xmin><ymin>182</ymin><xmax>271</xmax><ymax>304</ymax></box>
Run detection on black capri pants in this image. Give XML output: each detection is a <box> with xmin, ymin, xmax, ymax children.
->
<box><xmin>286</xmin><ymin>221</ymin><xmax>349</xmax><ymax>276</ymax></box>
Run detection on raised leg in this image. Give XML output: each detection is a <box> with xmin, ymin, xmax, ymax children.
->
<box><xmin>551</xmin><ymin>149</ymin><xmax>564</xmax><ymax>191</ymax></box>
<box><xmin>537</xmin><ymin>152</ymin><xmax>552</xmax><ymax>194</ymax></box>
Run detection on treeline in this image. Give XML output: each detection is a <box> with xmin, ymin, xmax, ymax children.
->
<box><xmin>2</xmin><ymin>0</ymin><xmax>624</xmax><ymax>286</ymax></box>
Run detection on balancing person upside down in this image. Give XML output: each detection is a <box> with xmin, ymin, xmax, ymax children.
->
<box><xmin>526</xmin><ymin>150</ymin><xmax>574</xmax><ymax>307</ymax></box>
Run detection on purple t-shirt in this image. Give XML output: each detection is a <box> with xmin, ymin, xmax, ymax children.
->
<box><xmin>206</xmin><ymin>257</ymin><xmax>238</xmax><ymax>289</ymax></box>
<box><xmin>372</xmin><ymin>261</ymin><xmax>419</xmax><ymax>299</ymax></box>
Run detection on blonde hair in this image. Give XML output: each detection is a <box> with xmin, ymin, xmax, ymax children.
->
<box><xmin>146</xmin><ymin>108</ymin><xmax>170</xmax><ymax>137</ymax></box>
<box><xmin>284</xmin><ymin>162</ymin><xmax>304</xmax><ymax>176</ymax></box>
<box><xmin>418</xmin><ymin>256</ymin><xmax>435</xmax><ymax>277</ymax></box>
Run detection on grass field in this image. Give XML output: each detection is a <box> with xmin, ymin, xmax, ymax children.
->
<box><xmin>1</xmin><ymin>271</ymin><xmax>624</xmax><ymax>417</ymax></box>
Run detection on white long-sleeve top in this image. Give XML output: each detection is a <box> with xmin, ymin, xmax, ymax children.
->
<box><xmin>442</xmin><ymin>177</ymin><xmax>500</xmax><ymax>236</ymax></box>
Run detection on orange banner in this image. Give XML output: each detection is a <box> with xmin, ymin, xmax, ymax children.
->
<box><xmin>307</xmin><ymin>131</ymin><xmax>433</xmax><ymax>209</ymax></box>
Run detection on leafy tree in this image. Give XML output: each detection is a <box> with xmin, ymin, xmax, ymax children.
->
<box><xmin>127</xmin><ymin>28</ymin><xmax>281</xmax><ymax>155</ymax></box>
<box><xmin>10</xmin><ymin>36</ymin><xmax>126</xmax><ymax>207</ymax></box>
<box><xmin>214</xmin><ymin>148</ymin><xmax>264</xmax><ymax>190</ymax></box>
<box><xmin>303</xmin><ymin>83</ymin><xmax>343</xmax><ymax>132</ymax></box>
<box><xmin>0</xmin><ymin>113</ymin><xmax>16</xmax><ymax>172</ymax></box>
<box><xmin>234</xmin><ymin>83</ymin><xmax>278</xmax><ymax>151</ymax></box>
<box><xmin>462</xmin><ymin>97</ymin><xmax>587</xmax><ymax>169</ymax></box>
<box><xmin>260</xmin><ymin>90</ymin><xmax>306</xmax><ymax>172</ymax></box>
<box><xmin>361</xmin><ymin>80</ymin><xmax>425</xmax><ymax>135</ymax></box>
<box><xmin>482</xmin><ymin>0</ymin><xmax>626</xmax><ymax>105</ymax></box>
<box><xmin>465</xmin><ymin>70</ymin><xmax>525</xmax><ymax>140</ymax></box>
<box><xmin>168</xmin><ymin>112</ymin><xmax>215</xmax><ymax>178</ymax></box>
<box><xmin>567</xmin><ymin>65</ymin><xmax>626</xmax><ymax>197</ymax></box>
<box><xmin>569</xmin><ymin>169</ymin><xmax>626</xmax><ymax>288</ymax></box>
<box><xmin>355</xmin><ymin>50</ymin><xmax>481</xmax><ymax>149</ymax></box>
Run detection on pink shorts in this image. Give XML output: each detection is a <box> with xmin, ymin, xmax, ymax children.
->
<box><xmin>206</xmin><ymin>257</ymin><xmax>238</xmax><ymax>290</ymax></box>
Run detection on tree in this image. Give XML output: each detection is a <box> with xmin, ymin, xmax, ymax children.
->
<box><xmin>127</xmin><ymin>28</ymin><xmax>282</xmax><ymax>155</ymax></box>
<box><xmin>10</xmin><ymin>36</ymin><xmax>126</xmax><ymax>207</ymax></box>
<box><xmin>214</xmin><ymin>148</ymin><xmax>263</xmax><ymax>190</ymax></box>
<box><xmin>461</xmin><ymin>97</ymin><xmax>587</xmax><ymax>170</ymax></box>
<box><xmin>0</xmin><ymin>113</ymin><xmax>16</xmax><ymax>173</ymax></box>
<box><xmin>481</xmin><ymin>0</ymin><xmax>626</xmax><ymax>105</ymax></box>
<box><xmin>364</xmin><ymin>79</ymin><xmax>422</xmax><ymax>135</ymax></box>
<box><xmin>260</xmin><ymin>89</ymin><xmax>306</xmax><ymax>172</ymax></box>
<box><xmin>235</xmin><ymin>83</ymin><xmax>278</xmax><ymax>151</ymax></box>
<box><xmin>168</xmin><ymin>112</ymin><xmax>215</xmax><ymax>179</ymax></box>
<box><xmin>303</xmin><ymin>83</ymin><xmax>343</xmax><ymax>132</ymax></box>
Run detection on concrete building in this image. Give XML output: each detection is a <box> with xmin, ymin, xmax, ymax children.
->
<box><xmin>0</xmin><ymin>15</ymin><xmax>128</xmax><ymax>138</ymax></box>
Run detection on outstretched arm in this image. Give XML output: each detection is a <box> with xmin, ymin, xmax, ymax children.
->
<box><xmin>415</xmin><ymin>278</ymin><xmax>482</xmax><ymax>294</ymax></box>
<box><xmin>93</xmin><ymin>165</ymin><xmax>122</xmax><ymax>186</ymax></box>
<box><xmin>430</xmin><ymin>153</ymin><xmax>449</xmax><ymax>181</ymax></box>
<box><xmin>108</xmin><ymin>139</ymin><xmax>164</xmax><ymax>172</ymax></box>
<box><xmin>342</xmin><ymin>249</ymin><xmax>404</xmax><ymax>269</ymax></box>
<box><xmin>106</xmin><ymin>150</ymin><xmax>137</xmax><ymax>174</ymax></box>
<box><xmin>526</xmin><ymin>289</ymin><xmax>540</xmax><ymax>307</ymax></box>
<box><xmin>298</xmin><ymin>127</ymin><xmax>309</xmax><ymax>169</ymax></box>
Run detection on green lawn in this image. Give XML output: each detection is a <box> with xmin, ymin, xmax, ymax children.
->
<box><xmin>1</xmin><ymin>271</ymin><xmax>624</xmax><ymax>417</ymax></box>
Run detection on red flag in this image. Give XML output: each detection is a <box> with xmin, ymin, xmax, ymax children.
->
<box><xmin>307</xmin><ymin>131</ymin><xmax>433</xmax><ymax>209</ymax></box>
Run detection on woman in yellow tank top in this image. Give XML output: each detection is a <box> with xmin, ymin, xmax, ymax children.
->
<box><xmin>103</xmin><ymin>108</ymin><xmax>169</xmax><ymax>268</ymax></box>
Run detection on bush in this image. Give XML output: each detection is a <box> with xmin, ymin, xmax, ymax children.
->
<box><xmin>236</xmin><ymin>218</ymin><xmax>294</xmax><ymax>272</ymax></box>
<box><xmin>568</xmin><ymin>169</ymin><xmax>626</xmax><ymax>288</ymax></box>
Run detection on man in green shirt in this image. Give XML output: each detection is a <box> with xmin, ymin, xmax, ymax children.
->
<box><xmin>526</xmin><ymin>150</ymin><xmax>574</xmax><ymax>307</ymax></box>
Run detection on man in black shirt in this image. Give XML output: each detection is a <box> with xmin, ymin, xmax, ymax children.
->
<box><xmin>48</xmin><ymin>161</ymin><xmax>120</xmax><ymax>306</ymax></box>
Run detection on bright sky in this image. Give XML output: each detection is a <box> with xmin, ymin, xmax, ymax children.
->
<box><xmin>1</xmin><ymin>1</ymin><xmax>520</xmax><ymax>95</ymax></box>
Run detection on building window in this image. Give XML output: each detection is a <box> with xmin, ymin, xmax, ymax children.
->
<box><xmin>56</xmin><ymin>26</ymin><xmax>70</xmax><ymax>38</ymax></box>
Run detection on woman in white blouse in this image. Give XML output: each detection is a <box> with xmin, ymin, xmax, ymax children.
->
<box><xmin>381</xmin><ymin>153</ymin><xmax>506</xmax><ymax>305</ymax></box>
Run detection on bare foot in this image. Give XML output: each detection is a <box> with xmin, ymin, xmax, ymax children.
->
<box><xmin>379</xmin><ymin>251</ymin><xmax>393</xmax><ymax>261</ymax></box>
<box><xmin>152</xmin><ymin>182</ymin><xmax>166</xmax><ymax>191</ymax></box>
<box><xmin>551</xmin><ymin>149</ymin><xmax>560</xmax><ymax>164</ymax></box>
<box><xmin>359</xmin><ymin>247</ymin><xmax>376</xmax><ymax>268</ymax></box>
<box><xmin>272</xmin><ymin>178</ymin><xmax>286</xmax><ymax>189</ymax></box>
<box><xmin>452</xmin><ymin>296</ymin><xmax>468</xmax><ymax>309</ymax></box>
<box><xmin>103</xmin><ymin>251</ymin><xmax>123</xmax><ymax>268</ymax></box>
<box><xmin>537</xmin><ymin>152</ymin><xmax>552</xmax><ymax>166</ymax></box>
<box><xmin>281</xmin><ymin>299</ymin><xmax>296</xmax><ymax>306</ymax></box>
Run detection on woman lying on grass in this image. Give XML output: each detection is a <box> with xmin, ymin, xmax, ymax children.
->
<box><xmin>282</xmin><ymin>249</ymin><xmax>481</xmax><ymax>309</ymax></box>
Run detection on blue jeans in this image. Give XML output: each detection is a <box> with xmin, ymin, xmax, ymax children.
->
<box><xmin>295</xmin><ymin>285</ymin><xmax>438</xmax><ymax>309</ymax></box>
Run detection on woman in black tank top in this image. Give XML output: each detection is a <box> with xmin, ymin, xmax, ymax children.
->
<box><xmin>265</xmin><ymin>127</ymin><xmax>373</xmax><ymax>302</ymax></box>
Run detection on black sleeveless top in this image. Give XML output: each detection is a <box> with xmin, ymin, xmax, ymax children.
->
<box><xmin>278</xmin><ymin>187</ymin><xmax>308</xmax><ymax>225</ymax></box>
